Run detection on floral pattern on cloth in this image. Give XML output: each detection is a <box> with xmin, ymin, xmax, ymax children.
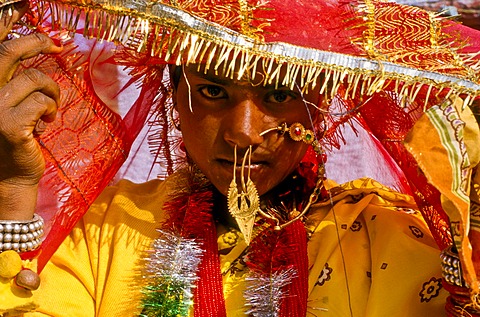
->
<box><xmin>350</xmin><ymin>221</ymin><xmax>362</xmax><ymax>232</ymax></box>
<box><xmin>316</xmin><ymin>263</ymin><xmax>333</xmax><ymax>286</ymax></box>
<box><xmin>409</xmin><ymin>225</ymin><xmax>425</xmax><ymax>238</ymax></box>
<box><xmin>217</xmin><ymin>227</ymin><xmax>241</xmax><ymax>255</ymax></box>
<box><xmin>218</xmin><ymin>227</ymin><xmax>248</xmax><ymax>278</ymax></box>
<box><xmin>216</xmin><ymin>213</ymin><xmax>445</xmax><ymax>314</ymax></box>
<box><xmin>419</xmin><ymin>277</ymin><xmax>443</xmax><ymax>303</ymax></box>
<box><xmin>304</xmin><ymin>179</ymin><xmax>446</xmax><ymax>316</ymax></box>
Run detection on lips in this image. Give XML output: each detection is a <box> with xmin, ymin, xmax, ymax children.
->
<box><xmin>216</xmin><ymin>158</ymin><xmax>268</xmax><ymax>173</ymax></box>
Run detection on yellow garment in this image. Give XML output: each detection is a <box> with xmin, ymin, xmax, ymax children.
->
<box><xmin>0</xmin><ymin>253</ymin><xmax>37</xmax><ymax>317</ymax></box>
<box><xmin>24</xmin><ymin>177</ymin><xmax>446</xmax><ymax>316</ymax></box>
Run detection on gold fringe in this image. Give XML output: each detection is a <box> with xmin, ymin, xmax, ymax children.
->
<box><xmin>33</xmin><ymin>0</ymin><xmax>480</xmax><ymax>108</ymax></box>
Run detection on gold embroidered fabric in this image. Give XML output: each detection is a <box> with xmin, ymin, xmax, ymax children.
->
<box><xmin>32</xmin><ymin>0</ymin><xmax>480</xmax><ymax>106</ymax></box>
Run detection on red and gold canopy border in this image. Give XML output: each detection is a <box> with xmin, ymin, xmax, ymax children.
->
<box><xmin>35</xmin><ymin>0</ymin><xmax>480</xmax><ymax>103</ymax></box>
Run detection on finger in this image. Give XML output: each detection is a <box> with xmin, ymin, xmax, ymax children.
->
<box><xmin>0</xmin><ymin>68</ymin><xmax>60</xmax><ymax>111</ymax></box>
<box><xmin>0</xmin><ymin>33</ymin><xmax>62</xmax><ymax>85</ymax></box>
<box><xmin>3</xmin><ymin>91</ymin><xmax>57</xmax><ymax>139</ymax></box>
<box><xmin>0</xmin><ymin>1</ymin><xmax>29</xmax><ymax>42</ymax></box>
<box><xmin>13</xmin><ymin>91</ymin><xmax>57</xmax><ymax>123</ymax></box>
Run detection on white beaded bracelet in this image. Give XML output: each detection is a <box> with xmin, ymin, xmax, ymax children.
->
<box><xmin>0</xmin><ymin>214</ymin><xmax>44</xmax><ymax>252</ymax></box>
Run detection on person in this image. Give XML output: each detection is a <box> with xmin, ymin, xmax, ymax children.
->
<box><xmin>0</xmin><ymin>0</ymin><xmax>480</xmax><ymax>316</ymax></box>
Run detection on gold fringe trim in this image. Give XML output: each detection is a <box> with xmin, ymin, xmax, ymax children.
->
<box><xmin>34</xmin><ymin>0</ymin><xmax>480</xmax><ymax>107</ymax></box>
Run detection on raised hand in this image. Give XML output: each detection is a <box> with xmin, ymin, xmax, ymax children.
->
<box><xmin>0</xmin><ymin>1</ymin><xmax>62</xmax><ymax>220</ymax></box>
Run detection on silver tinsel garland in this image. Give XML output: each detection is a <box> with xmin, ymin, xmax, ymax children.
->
<box><xmin>140</xmin><ymin>230</ymin><xmax>204</xmax><ymax>317</ymax></box>
<box><xmin>244</xmin><ymin>268</ymin><xmax>297</xmax><ymax>317</ymax></box>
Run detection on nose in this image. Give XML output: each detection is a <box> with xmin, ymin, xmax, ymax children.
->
<box><xmin>223</xmin><ymin>97</ymin><xmax>265</xmax><ymax>149</ymax></box>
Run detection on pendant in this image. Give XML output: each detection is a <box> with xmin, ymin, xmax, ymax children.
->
<box><xmin>227</xmin><ymin>177</ymin><xmax>260</xmax><ymax>245</ymax></box>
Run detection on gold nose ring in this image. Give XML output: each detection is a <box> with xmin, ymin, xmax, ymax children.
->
<box><xmin>260</xmin><ymin>122</ymin><xmax>315</xmax><ymax>145</ymax></box>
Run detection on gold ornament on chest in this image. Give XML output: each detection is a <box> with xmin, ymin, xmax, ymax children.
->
<box><xmin>227</xmin><ymin>122</ymin><xmax>326</xmax><ymax>246</ymax></box>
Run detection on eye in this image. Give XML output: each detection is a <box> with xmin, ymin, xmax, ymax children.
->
<box><xmin>198</xmin><ymin>85</ymin><xmax>227</xmax><ymax>99</ymax></box>
<box><xmin>266</xmin><ymin>90</ymin><xmax>296</xmax><ymax>103</ymax></box>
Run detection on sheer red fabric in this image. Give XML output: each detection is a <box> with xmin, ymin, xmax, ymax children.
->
<box><xmin>20</xmin><ymin>1</ymin><xmax>480</xmax><ymax>278</ymax></box>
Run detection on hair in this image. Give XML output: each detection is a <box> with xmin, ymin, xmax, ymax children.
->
<box><xmin>169</xmin><ymin>65</ymin><xmax>182</xmax><ymax>89</ymax></box>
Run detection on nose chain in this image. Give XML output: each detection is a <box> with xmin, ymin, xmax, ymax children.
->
<box><xmin>227</xmin><ymin>122</ymin><xmax>326</xmax><ymax>245</ymax></box>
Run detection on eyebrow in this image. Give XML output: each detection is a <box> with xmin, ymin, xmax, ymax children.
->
<box><xmin>194</xmin><ymin>71</ymin><xmax>292</xmax><ymax>90</ymax></box>
<box><xmin>194</xmin><ymin>71</ymin><xmax>232</xmax><ymax>85</ymax></box>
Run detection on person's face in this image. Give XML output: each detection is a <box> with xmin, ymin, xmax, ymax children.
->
<box><xmin>173</xmin><ymin>65</ymin><xmax>321</xmax><ymax>196</ymax></box>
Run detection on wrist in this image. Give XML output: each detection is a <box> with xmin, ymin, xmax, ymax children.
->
<box><xmin>0</xmin><ymin>182</ymin><xmax>38</xmax><ymax>220</ymax></box>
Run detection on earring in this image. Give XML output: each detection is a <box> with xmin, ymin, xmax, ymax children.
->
<box><xmin>169</xmin><ymin>106</ymin><xmax>181</xmax><ymax>131</ymax></box>
<box><xmin>227</xmin><ymin>145</ymin><xmax>260</xmax><ymax>245</ymax></box>
<box><xmin>280</xmin><ymin>122</ymin><xmax>326</xmax><ymax>182</ymax></box>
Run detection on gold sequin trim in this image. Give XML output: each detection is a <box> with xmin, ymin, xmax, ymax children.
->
<box><xmin>33</xmin><ymin>0</ymin><xmax>480</xmax><ymax>108</ymax></box>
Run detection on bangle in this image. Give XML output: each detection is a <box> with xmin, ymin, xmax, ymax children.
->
<box><xmin>444</xmin><ymin>283</ymin><xmax>480</xmax><ymax>316</ymax></box>
<box><xmin>441</xmin><ymin>247</ymin><xmax>480</xmax><ymax>315</ymax></box>
<box><xmin>0</xmin><ymin>214</ymin><xmax>44</xmax><ymax>252</ymax></box>
<box><xmin>441</xmin><ymin>246</ymin><xmax>466</xmax><ymax>288</ymax></box>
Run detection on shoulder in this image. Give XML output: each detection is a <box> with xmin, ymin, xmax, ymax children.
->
<box><xmin>95</xmin><ymin>178</ymin><xmax>167</xmax><ymax>206</ymax></box>
<box><xmin>308</xmin><ymin>178</ymin><xmax>419</xmax><ymax>230</ymax></box>
<box><xmin>308</xmin><ymin>177</ymin><xmax>439</xmax><ymax>253</ymax></box>
<box><xmin>85</xmin><ymin>178</ymin><xmax>169</xmax><ymax>225</ymax></box>
<box><xmin>307</xmin><ymin>179</ymin><xmax>446</xmax><ymax>314</ymax></box>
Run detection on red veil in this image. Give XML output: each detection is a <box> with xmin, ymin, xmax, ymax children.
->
<box><xmin>13</xmin><ymin>0</ymin><xmax>480</xmax><ymax>301</ymax></box>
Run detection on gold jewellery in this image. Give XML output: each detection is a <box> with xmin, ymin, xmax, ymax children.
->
<box><xmin>227</xmin><ymin>145</ymin><xmax>259</xmax><ymax>245</ymax></box>
<box><xmin>259</xmin><ymin>122</ymin><xmax>316</xmax><ymax>145</ymax></box>
<box><xmin>227</xmin><ymin>122</ymin><xmax>325</xmax><ymax>245</ymax></box>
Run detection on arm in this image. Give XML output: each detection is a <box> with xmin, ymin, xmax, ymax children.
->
<box><xmin>0</xmin><ymin>1</ymin><xmax>62</xmax><ymax>315</ymax></box>
<box><xmin>0</xmin><ymin>2</ymin><xmax>61</xmax><ymax>221</ymax></box>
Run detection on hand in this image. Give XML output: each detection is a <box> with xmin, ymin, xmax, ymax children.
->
<box><xmin>0</xmin><ymin>1</ymin><xmax>62</xmax><ymax>219</ymax></box>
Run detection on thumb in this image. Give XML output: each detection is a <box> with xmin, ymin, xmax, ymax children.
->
<box><xmin>0</xmin><ymin>1</ymin><xmax>29</xmax><ymax>42</ymax></box>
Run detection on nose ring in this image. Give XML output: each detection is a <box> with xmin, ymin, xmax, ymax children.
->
<box><xmin>259</xmin><ymin>122</ymin><xmax>315</xmax><ymax>145</ymax></box>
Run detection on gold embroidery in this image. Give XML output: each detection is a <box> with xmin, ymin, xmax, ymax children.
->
<box><xmin>163</xmin><ymin>0</ymin><xmax>267</xmax><ymax>40</ymax></box>
<box><xmin>33</xmin><ymin>1</ymin><xmax>480</xmax><ymax>108</ymax></box>
<box><xmin>357</xmin><ymin>0</ymin><xmax>476</xmax><ymax>79</ymax></box>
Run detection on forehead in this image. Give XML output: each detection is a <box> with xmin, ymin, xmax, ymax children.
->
<box><xmin>182</xmin><ymin>63</ymin><xmax>323</xmax><ymax>94</ymax></box>
<box><xmin>184</xmin><ymin>63</ymin><xmax>275</xmax><ymax>87</ymax></box>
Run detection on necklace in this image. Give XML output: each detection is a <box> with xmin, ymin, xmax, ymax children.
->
<box><xmin>140</xmin><ymin>166</ymin><xmax>313</xmax><ymax>316</ymax></box>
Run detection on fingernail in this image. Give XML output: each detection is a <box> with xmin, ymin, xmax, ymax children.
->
<box><xmin>51</xmin><ymin>37</ymin><xmax>63</xmax><ymax>48</ymax></box>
